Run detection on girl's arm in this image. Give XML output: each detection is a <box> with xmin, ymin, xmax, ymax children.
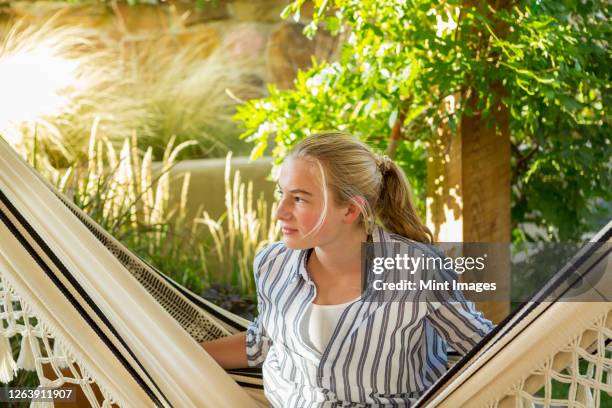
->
<box><xmin>201</xmin><ymin>331</ymin><xmax>249</xmax><ymax>369</ymax></box>
<box><xmin>425</xmin><ymin>267</ymin><xmax>495</xmax><ymax>354</ymax></box>
<box><xmin>425</xmin><ymin>301</ymin><xmax>494</xmax><ymax>354</ymax></box>
<box><xmin>203</xmin><ymin>243</ymin><xmax>279</xmax><ymax>369</ymax></box>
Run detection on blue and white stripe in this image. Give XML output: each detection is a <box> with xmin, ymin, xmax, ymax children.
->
<box><xmin>245</xmin><ymin>226</ymin><xmax>494</xmax><ymax>407</ymax></box>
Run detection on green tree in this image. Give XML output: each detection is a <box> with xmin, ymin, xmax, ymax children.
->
<box><xmin>235</xmin><ymin>0</ymin><xmax>611</xmax><ymax>242</ymax></box>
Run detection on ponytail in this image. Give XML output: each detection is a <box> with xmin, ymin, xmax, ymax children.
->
<box><xmin>375</xmin><ymin>157</ymin><xmax>433</xmax><ymax>243</ymax></box>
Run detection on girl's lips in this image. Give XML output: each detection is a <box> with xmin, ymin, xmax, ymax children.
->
<box><xmin>282</xmin><ymin>226</ymin><xmax>298</xmax><ymax>235</ymax></box>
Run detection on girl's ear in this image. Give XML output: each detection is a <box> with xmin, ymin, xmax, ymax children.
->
<box><xmin>343</xmin><ymin>196</ymin><xmax>366</xmax><ymax>224</ymax></box>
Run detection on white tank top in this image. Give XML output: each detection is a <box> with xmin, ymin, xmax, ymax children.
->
<box><xmin>300</xmin><ymin>298</ymin><xmax>359</xmax><ymax>354</ymax></box>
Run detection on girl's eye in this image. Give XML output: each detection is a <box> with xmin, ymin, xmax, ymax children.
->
<box><xmin>274</xmin><ymin>188</ymin><xmax>306</xmax><ymax>203</ymax></box>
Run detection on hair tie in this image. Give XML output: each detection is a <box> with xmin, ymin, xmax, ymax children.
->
<box><xmin>377</xmin><ymin>154</ymin><xmax>392</xmax><ymax>174</ymax></box>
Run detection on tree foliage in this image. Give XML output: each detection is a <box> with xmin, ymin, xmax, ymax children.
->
<box><xmin>235</xmin><ymin>0</ymin><xmax>611</xmax><ymax>241</ymax></box>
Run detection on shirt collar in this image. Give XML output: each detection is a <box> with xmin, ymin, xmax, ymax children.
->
<box><xmin>290</xmin><ymin>225</ymin><xmax>391</xmax><ymax>282</ymax></box>
<box><xmin>291</xmin><ymin>248</ymin><xmax>311</xmax><ymax>282</ymax></box>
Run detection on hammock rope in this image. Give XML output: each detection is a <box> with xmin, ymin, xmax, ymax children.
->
<box><xmin>493</xmin><ymin>307</ymin><xmax>611</xmax><ymax>407</ymax></box>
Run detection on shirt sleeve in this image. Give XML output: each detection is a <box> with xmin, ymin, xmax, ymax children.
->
<box><xmin>424</xmin><ymin>266</ymin><xmax>495</xmax><ymax>354</ymax></box>
<box><xmin>245</xmin><ymin>316</ymin><xmax>272</xmax><ymax>367</ymax></box>
<box><xmin>244</xmin><ymin>244</ymin><xmax>277</xmax><ymax>367</ymax></box>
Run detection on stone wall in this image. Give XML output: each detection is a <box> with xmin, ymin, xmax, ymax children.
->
<box><xmin>168</xmin><ymin>156</ymin><xmax>275</xmax><ymax>221</ymax></box>
<box><xmin>0</xmin><ymin>0</ymin><xmax>339</xmax><ymax>90</ymax></box>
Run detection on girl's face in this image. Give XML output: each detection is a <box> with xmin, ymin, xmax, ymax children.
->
<box><xmin>274</xmin><ymin>157</ymin><xmax>354</xmax><ymax>250</ymax></box>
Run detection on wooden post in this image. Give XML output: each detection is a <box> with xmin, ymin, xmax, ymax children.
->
<box><xmin>425</xmin><ymin>0</ymin><xmax>513</xmax><ymax>325</ymax></box>
<box><xmin>426</xmin><ymin>87</ymin><xmax>511</xmax><ymax>324</ymax></box>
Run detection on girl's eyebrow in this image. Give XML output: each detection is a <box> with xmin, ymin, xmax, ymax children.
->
<box><xmin>276</xmin><ymin>183</ymin><xmax>313</xmax><ymax>196</ymax></box>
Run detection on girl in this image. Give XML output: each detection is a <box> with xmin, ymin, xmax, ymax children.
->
<box><xmin>202</xmin><ymin>132</ymin><xmax>494</xmax><ymax>407</ymax></box>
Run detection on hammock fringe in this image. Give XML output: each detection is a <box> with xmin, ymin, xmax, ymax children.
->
<box><xmin>0</xmin><ymin>333</ymin><xmax>16</xmax><ymax>382</ymax></box>
<box><xmin>0</xmin><ymin>273</ymin><xmax>121</xmax><ymax>407</ymax></box>
<box><xmin>17</xmin><ymin>331</ymin><xmax>40</xmax><ymax>371</ymax></box>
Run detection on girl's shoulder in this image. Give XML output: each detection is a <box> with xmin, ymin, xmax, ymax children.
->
<box><xmin>253</xmin><ymin>241</ymin><xmax>292</xmax><ymax>275</ymax></box>
<box><xmin>252</xmin><ymin>242</ymin><xmax>307</xmax><ymax>293</ymax></box>
<box><xmin>376</xmin><ymin>226</ymin><xmax>445</xmax><ymax>260</ymax></box>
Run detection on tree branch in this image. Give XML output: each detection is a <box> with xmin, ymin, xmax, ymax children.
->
<box><xmin>386</xmin><ymin>109</ymin><xmax>406</xmax><ymax>159</ymax></box>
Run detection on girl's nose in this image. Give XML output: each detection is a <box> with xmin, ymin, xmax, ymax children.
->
<box><xmin>274</xmin><ymin>198</ymin><xmax>292</xmax><ymax>221</ymax></box>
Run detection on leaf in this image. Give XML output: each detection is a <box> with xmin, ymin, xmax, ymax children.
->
<box><xmin>280</xmin><ymin>4</ymin><xmax>293</xmax><ymax>19</ymax></box>
<box><xmin>560</xmin><ymin>96</ymin><xmax>581</xmax><ymax>111</ymax></box>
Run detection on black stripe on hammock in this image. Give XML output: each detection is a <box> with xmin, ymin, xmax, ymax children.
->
<box><xmin>415</xmin><ymin>223</ymin><xmax>611</xmax><ymax>406</ymax></box>
<box><xmin>234</xmin><ymin>380</ymin><xmax>266</xmax><ymax>389</ymax></box>
<box><xmin>0</xmin><ymin>190</ymin><xmax>171</xmax><ymax>408</ymax></box>
<box><xmin>226</xmin><ymin>368</ymin><xmax>264</xmax><ymax>378</ymax></box>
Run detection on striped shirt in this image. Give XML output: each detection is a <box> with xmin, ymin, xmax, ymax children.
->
<box><xmin>245</xmin><ymin>226</ymin><xmax>494</xmax><ymax>407</ymax></box>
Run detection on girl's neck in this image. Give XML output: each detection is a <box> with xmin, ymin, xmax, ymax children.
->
<box><xmin>310</xmin><ymin>227</ymin><xmax>368</xmax><ymax>277</ymax></box>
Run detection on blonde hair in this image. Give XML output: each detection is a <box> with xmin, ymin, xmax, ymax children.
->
<box><xmin>287</xmin><ymin>132</ymin><xmax>433</xmax><ymax>243</ymax></box>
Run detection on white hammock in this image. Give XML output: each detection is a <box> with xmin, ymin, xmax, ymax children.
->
<box><xmin>416</xmin><ymin>221</ymin><xmax>611</xmax><ymax>407</ymax></box>
<box><xmin>0</xmin><ymin>136</ymin><xmax>610</xmax><ymax>407</ymax></box>
<box><xmin>0</xmin><ymin>137</ymin><xmax>264</xmax><ymax>407</ymax></box>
